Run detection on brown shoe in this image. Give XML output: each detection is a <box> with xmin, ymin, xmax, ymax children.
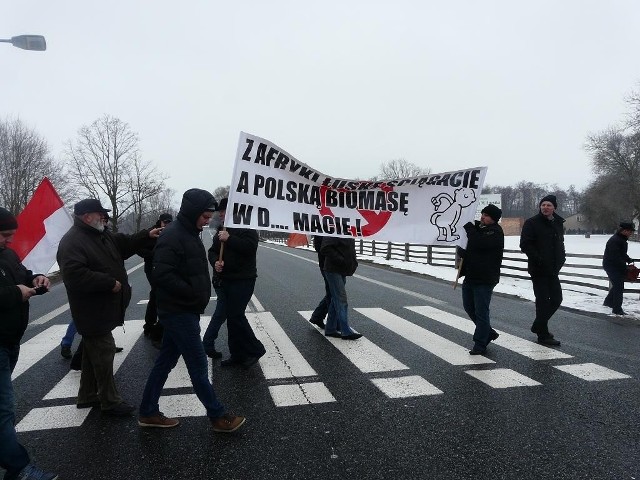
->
<box><xmin>138</xmin><ymin>413</ymin><xmax>180</xmax><ymax>428</ymax></box>
<box><xmin>210</xmin><ymin>413</ymin><xmax>246</xmax><ymax>433</ymax></box>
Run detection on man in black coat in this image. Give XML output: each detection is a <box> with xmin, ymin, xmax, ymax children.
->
<box><xmin>602</xmin><ymin>222</ymin><xmax>635</xmax><ymax>315</ymax></box>
<box><xmin>519</xmin><ymin>194</ymin><xmax>565</xmax><ymax>346</ymax></box>
<box><xmin>320</xmin><ymin>236</ymin><xmax>362</xmax><ymax>340</ymax></box>
<box><xmin>206</xmin><ymin>198</ymin><xmax>266</xmax><ymax>369</ymax></box>
<box><xmin>458</xmin><ymin>204</ymin><xmax>504</xmax><ymax>355</ymax></box>
<box><xmin>57</xmin><ymin>199</ymin><xmax>160</xmax><ymax>416</ymax></box>
<box><xmin>0</xmin><ymin>207</ymin><xmax>57</xmax><ymax>480</ymax></box>
<box><xmin>138</xmin><ymin>189</ymin><xmax>245</xmax><ymax>432</ymax></box>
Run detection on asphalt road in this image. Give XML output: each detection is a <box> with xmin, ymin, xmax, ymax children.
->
<box><xmin>7</xmin><ymin>238</ymin><xmax>639</xmax><ymax>480</ymax></box>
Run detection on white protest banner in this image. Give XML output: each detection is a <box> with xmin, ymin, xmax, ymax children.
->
<box><xmin>226</xmin><ymin>132</ymin><xmax>487</xmax><ymax>246</ymax></box>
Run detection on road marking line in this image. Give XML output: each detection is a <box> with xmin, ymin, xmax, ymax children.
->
<box><xmin>465</xmin><ymin>368</ymin><xmax>542</xmax><ymax>388</ymax></box>
<box><xmin>298</xmin><ymin>311</ymin><xmax>410</xmax><ymax>373</ymax></box>
<box><xmin>406</xmin><ymin>305</ymin><xmax>573</xmax><ymax>361</ymax></box>
<box><xmin>16</xmin><ymin>405</ymin><xmax>91</xmax><ymax>432</ymax></box>
<box><xmin>12</xmin><ymin>324</ymin><xmax>68</xmax><ymax>380</ymax></box>
<box><xmin>249</xmin><ymin>311</ymin><xmax>318</xmax><ymax>380</ymax></box>
<box><xmin>268</xmin><ymin>382</ymin><xmax>336</xmax><ymax>407</ymax></box>
<box><xmin>553</xmin><ymin>363</ymin><xmax>631</xmax><ymax>381</ymax></box>
<box><xmin>44</xmin><ymin>320</ymin><xmax>145</xmax><ymax>400</ymax></box>
<box><xmin>355</xmin><ymin>308</ymin><xmax>494</xmax><ymax>366</ymax></box>
<box><xmin>29</xmin><ymin>304</ymin><xmax>70</xmax><ymax>327</ymax></box>
<box><xmin>371</xmin><ymin>375</ymin><xmax>443</xmax><ymax>398</ymax></box>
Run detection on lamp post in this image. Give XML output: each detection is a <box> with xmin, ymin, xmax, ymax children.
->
<box><xmin>0</xmin><ymin>35</ymin><xmax>46</xmax><ymax>51</ymax></box>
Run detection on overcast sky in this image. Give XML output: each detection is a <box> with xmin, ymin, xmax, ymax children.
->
<box><xmin>4</xmin><ymin>1</ymin><xmax>640</xmax><ymax>202</ymax></box>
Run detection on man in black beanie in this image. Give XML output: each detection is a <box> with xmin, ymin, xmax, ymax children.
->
<box><xmin>519</xmin><ymin>194</ymin><xmax>565</xmax><ymax>346</ymax></box>
<box><xmin>0</xmin><ymin>207</ymin><xmax>57</xmax><ymax>479</ymax></box>
<box><xmin>458</xmin><ymin>204</ymin><xmax>504</xmax><ymax>354</ymax></box>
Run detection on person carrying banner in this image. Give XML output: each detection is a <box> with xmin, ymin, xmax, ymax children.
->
<box><xmin>321</xmin><ymin>236</ymin><xmax>363</xmax><ymax>340</ymax></box>
<box><xmin>57</xmin><ymin>199</ymin><xmax>160</xmax><ymax>416</ymax></box>
<box><xmin>138</xmin><ymin>190</ymin><xmax>245</xmax><ymax>432</ymax></box>
<box><xmin>138</xmin><ymin>212</ymin><xmax>173</xmax><ymax>345</ymax></box>
<box><xmin>457</xmin><ymin>204</ymin><xmax>503</xmax><ymax>354</ymax></box>
<box><xmin>0</xmin><ymin>207</ymin><xmax>58</xmax><ymax>480</ymax></box>
<box><xmin>206</xmin><ymin>198</ymin><xmax>266</xmax><ymax>369</ymax></box>
<box><xmin>519</xmin><ymin>194</ymin><xmax>565</xmax><ymax>346</ymax></box>
<box><xmin>602</xmin><ymin>222</ymin><xmax>636</xmax><ymax>315</ymax></box>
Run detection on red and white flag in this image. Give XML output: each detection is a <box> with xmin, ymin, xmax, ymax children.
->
<box><xmin>11</xmin><ymin>177</ymin><xmax>72</xmax><ymax>273</ymax></box>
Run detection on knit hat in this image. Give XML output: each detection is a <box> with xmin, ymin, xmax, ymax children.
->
<box><xmin>539</xmin><ymin>194</ymin><xmax>557</xmax><ymax>209</ymax></box>
<box><xmin>158</xmin><ymin>213</ymin><xmax>173</xmax><ymax>223</ymax></box>
<box><xmin>74</xmin><ymin>198</ymin><xmax>111</xmax><ymax>215</ymax></box>
<box><xmin>0</xmin><ymin>207</ymin><xmax>18</xmax><ymax>231</ymax></box>
<box><xmin>481</xmin><ymin>204</ymin><xmax>502</xmax><ymax>223</ymax></box>
<box><xmin>619</xmin><ymin>222</ymin><xmax>636</xmax><ymax>232</ymax></box>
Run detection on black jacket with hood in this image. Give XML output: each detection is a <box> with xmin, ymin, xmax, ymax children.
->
<box><xmin>153</xmin><ymin>189</ymin><xmax>217</xmax><ymax>314</ymax></box>
<box><xmin>458</xmin><ymin>220</ymin><xmax>504</xmax><ymax>285</ymax></box>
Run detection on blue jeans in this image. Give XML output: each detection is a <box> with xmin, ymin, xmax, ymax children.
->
<box><xmin>0</xmin><ymin>345</ymin><xmax>30</xmax><ymax>477</ymax></box>
<box><xmin>60</xmin><ymin>320</ymin><xmax>77</xmax><ymax>347</ymax></box>
<box><xmin>202</xmin><ymin>286</ymin><xmax>225</xmax><ymax>354</ymax></box>
<box><xmin>323</xmin><ymin>271</ymin><xmax>355</xmax><ymax>336</ymax></box>
<box><xmin>310</xmin><ymin>270</ymin><xmax>331</xmax><ymax>323</ymax></box>
<box><xmin>139</xmin><ymin>311</ymin><xmax>225</xmax><ymax>419</ymax></box>
<box><xmin>462</xmin><ymin>281</ymin><xmax>494</xmax><ymax>350</ymax></box>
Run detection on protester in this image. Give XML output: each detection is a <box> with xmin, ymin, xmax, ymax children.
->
<box><xmin>57</xmin><ymin>199</ymin><xmax>160</xmax><ymax>416</ymax></box>
<box><xmin>458</xmin><ymin>204</ymin><xmax>504</xmax><ymax>354</ymax></box>
<box><xmin>603</xmin><ymin>222</ymin><xmax>636</xmax><ymax>315</ymax></box>
<box><xmin>205</xmin><ymin>198</ymin><xmax>266</xmax><ymax>369</ymax></box>
<box><xmin>519</xmin><ymin>194</ymin><xmax>565</xmax><ymax>346</ymax></box>
<box><xmin>308</xmin><ymin>236</ymin><xmax>330</xmax><ymax>329</ymax></box>
<box><xmin>321</xmin><ymin>236</ymin><xmax>362</xmax><ymax>340</ymax></box>
<box><xmin>138</xmin><ymin>189</ymin><xmax>245</xmax><ymax>432</ymax></box>
<box><xmin>138</xmin><ymin>212</ymin><xmax>173</xmax><ymax>345</ymax></box>
<box><xmin>0</xmin><ymin>207</ymin><xmax>58</xmax><ymax>480</ymax></box>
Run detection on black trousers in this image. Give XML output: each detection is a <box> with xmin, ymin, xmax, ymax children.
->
<box><xmin>223</xmin><ymin>278</ymin><xmax>266</xmax><ymax>361</ymax></box>
<box><xmin>531</xmin><ymin>275</ymin><xmax>563</xmax><ymax>336</ymax></box>
<box><xmin>604</xmin><ymin>268</ymin><xmax>625</xmax><ymax>313</ymax></box>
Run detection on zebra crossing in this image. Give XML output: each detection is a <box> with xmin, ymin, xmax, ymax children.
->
<box><xmin>13</xmin><ymin>296</ymin><xmax>633</xmax><ymax>432</ymax></box>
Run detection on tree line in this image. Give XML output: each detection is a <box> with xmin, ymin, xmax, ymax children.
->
<box><xmin>3</xmin><ymin>84</ymin><xmax>640</xmax><ymax>233</ymax></box>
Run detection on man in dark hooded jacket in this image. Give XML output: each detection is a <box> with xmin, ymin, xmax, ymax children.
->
<box><xmin>138</xmin><ymin>189</ymin><xmax>245</xmax><ymax>433</ymax></box>
<box><xmin>520</xmin><ymin>194</ymin><xmax>565</xmax><ymax>346</ymax></box>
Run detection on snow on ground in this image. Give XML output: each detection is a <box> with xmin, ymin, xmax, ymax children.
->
<box><xmin>356</xmin><ymin>235</ymin><xmax>640</xmax><ymax>319</ymax></box>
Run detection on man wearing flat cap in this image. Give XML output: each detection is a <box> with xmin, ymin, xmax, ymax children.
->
<box><xmin>602</xmin><ymin>222</ymin><xmax>636</xmax><ymax>315</ymax></box>
<box><xmin>458</xmin><ymin>204</ymin><xmax>504</xmax><ymax>354</ymax></box>
<box><xmin>56</xmin><ymin>198</ymin><xmax>161</xmax><ymax>416</ymax></box>
<box><xmin>520</xmin><ymin>194</ymin><xmax>565</xmax><ymax>346</ymax></box>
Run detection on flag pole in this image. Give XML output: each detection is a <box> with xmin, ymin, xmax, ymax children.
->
<box><xmin>453</xmin><ymin>258</ymin><xmax>463</xmax><ymax>289</ymax></box>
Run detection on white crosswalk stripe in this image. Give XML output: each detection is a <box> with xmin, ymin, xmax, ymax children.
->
<box><xmin>12</xmin><ymin>300</ymin><xmax>634</xmax><ymax>432</ymax></box>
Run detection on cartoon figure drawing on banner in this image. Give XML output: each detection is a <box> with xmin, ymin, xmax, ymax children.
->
<box><xmin>430</xmin><ymin>187</ymin><xmax>477</xmax><ymax>241</ymax></box>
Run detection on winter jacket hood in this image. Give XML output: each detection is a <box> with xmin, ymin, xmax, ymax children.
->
<box><xmin>176</xmin><ymin>189</ymin><xmax>217</xmax><ymax>232</ymax></box>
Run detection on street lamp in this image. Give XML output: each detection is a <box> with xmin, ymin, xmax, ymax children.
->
<box><xmin>0</xmin><ymin>35</ymin><xmax>46</xmax><ymax>51</ymax></box>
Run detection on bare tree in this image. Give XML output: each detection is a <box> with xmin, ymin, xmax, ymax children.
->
<box><xmin>65</xmin><ymin>114</ymin><xmax>167</xmax><ymax>232</ymax></box>
<box><xmin>0</xmin><ymin>117</ymin><xmax>68</xmax><ymax>214</ymax></box>
<box><xmin>378</xmin><ymin>158</ymin><xmax>430</xmax><ymax>180</ymax></box>
<box><xmin>213</xmin><ymin>185</ymin><xmax>230</xmax><ymax>201</ymax></box>
<box><xmin>626</xmin><ymin>84</ymin><xmax>640</xmax><ymax>130</ymax></box>
<box><xmin>585</xmin><ymin>127</ymin><xmax>640</xmax><ymax>219</ymax></box>
<box><xmin>129</xmin><ymin>155</ymin><xmax>167</xmax><ymax>231</ymax></box>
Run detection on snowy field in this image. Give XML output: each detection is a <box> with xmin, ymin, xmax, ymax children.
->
<box><xmin>357</xmin><ymin>235</ymin><xmax>640</xmax><ymax>319</ymax></box>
